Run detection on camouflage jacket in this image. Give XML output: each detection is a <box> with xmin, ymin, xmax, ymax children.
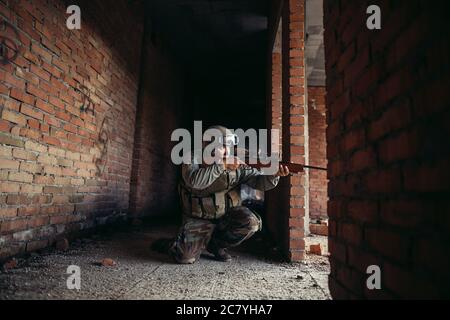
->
<box><xmin>179</xmin><ymin>161</ymin><xmax>280</xmax><ymax>220</ymax></box>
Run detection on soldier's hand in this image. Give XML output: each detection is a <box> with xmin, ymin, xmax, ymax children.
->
<box><xmin>224</xmin><ymin>157</ymin><xmax>244</xmax><ymax>171</ymax></box>
<box><xmin>276</xmin><ymin>165</ymin><xmax>290</xmax><ymax>177</ymax></box>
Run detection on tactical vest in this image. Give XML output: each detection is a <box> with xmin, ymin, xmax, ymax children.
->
<box><xmin>179</xmin><ymin>171</ymin><xmax>242</xmax><ymax>220</ymax></box>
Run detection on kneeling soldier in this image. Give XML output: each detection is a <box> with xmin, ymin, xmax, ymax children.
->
<box><xmin>162</xmin><ymin>126</ymin><xmax>289</xmax><ymax>264</ymax></box>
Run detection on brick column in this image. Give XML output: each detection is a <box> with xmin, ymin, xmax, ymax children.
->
<box><xmin>282</xmin><ymin>0</ymin><xmax>308</xmax><ymax>262</ymax></box>
<box><xmin>308</xmin><ymin>86</ymin><xmax>328</xmax><ymax>223</ymax></box>
<box><xmin>271</xmin><ymin>31</ymin><xmax>283</xmax><ymax>142</ymax></box>
<box><xmin>266</xmin><ymin>21</ymin><xmax>285</xmax><ymax>250</ymax></box>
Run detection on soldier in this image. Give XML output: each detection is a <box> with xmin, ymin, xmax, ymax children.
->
<box><xmin>155</xmin><ymin>126</ymin><xmax>290</xmax><ymax>264</ymax></box>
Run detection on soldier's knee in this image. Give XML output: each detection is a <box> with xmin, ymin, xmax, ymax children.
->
<box><xmin>231</xmin><ymin>207</ymin><xmax>262</xmax><ymax>232</ymax></box>
<box><xmin>247</xmin><ymin>213</ymin><xmax>261</xmax><ymax>232</ymax></box>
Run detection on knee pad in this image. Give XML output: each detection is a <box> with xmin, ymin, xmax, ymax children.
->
<box><xmin>227</xmin><ymin>207</ymin><xmax>263</xmax><ymax>232</ymax></box>
<box><xmin>248</xmin><ymin>213</ymin><xmax>262</xmax><ymax>232</ymax></box>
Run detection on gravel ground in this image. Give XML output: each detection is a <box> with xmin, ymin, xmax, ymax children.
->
<box><xmin>0</xmin><ymin>224</ymin><xmax>331</xmax><ymax>300</ymax></box>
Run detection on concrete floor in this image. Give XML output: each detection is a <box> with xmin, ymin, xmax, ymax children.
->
<box><xmin>0</xmin><ymin>223</ymin><xmax>331</xmax><ymax>300</ymax></box>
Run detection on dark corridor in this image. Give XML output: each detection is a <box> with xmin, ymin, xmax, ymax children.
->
<box><xmin>147</xmin><ymin>0</ymin><xmax>269</xmax><ymax>130</ymax></box>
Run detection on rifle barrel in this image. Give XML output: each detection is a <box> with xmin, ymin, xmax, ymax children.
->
<box><xmin>245</xmin><ymin>162</ymin><xmax>327</xmax><ymax>173</ymax></box>
<box><xmin>302</xmin><ymin>165</ymin><xmax>327</xmax><ymax>171</ymax></box>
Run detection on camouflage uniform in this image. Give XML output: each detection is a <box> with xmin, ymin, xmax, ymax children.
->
<box><xmin>170</xmin><ymin>159</ymin><xmax>280</xmax><ymax>264</ymax></box>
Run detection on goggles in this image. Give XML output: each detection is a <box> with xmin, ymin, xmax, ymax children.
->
<box><xmin>218</xmin><ymin>134</ymin><xmax>239</xmax><ymax>146</ymax></box>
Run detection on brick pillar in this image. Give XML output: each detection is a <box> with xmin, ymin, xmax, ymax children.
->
<box><xmin>266</xmin><ymin>21</ymin><xmax>285</xmax><ymax>250</ymax></box>
<box><xmin>271</xmin><ymin>29</ymin><xmax>283</xmax><ymax>141</ymax></box>
<box><xmin>308</xmin><ymin>86</ymin><xmax>328</xmax><ymax>223</ymax></box>
<box><xmin>282</xmin><ymin>0</ymin><xmax>308</xmax><ymax>262</ymax></box>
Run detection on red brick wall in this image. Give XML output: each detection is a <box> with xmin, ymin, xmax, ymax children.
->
<box><xmin>308</xmin><ymin>86</ymin><xmax>328</xmax><ymax>222</ymax></box>
<box><xmin>324</xmin><ymin>0</ymin><xmax>450</xmax><ymax>299</ymax></box>
<box><xmin>129</xmin><ymin>34</ymin><xmax>186</xmax><ymax>218</ymax></box>
<box><xmin>0</xmin><ymin>0</ymin><xmax>144</xmax><ymax>259</ymax></box>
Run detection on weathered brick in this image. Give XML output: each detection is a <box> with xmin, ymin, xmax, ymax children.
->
<box><xmin>0</xmin><ymin>159</ymin><xmax>20</xmax><ymax>170</ymax></box>
<box><xmin>21</xmin><ymin>104</ymin><xmax>44</xmax><ymax>121</ymax></box>
<box><xmin>379</xmin><ymin>130</ymin><xmax>420</xmax><ymax>164</ymax></box>
<box><xmin>25</xmin><ymin>140</ymin><xmax>47</xmax><ymax>153</ymax></box>
<box><xmin>0</xmin><ymin>146</ymin><xmax>13</xmax><ymax>158</ymax></box>
<box><xmin>34</xmin><ymin>175</ymin><xmax>54</xmax><ymax>185</ymax></box>
<box><xmin>26</xmin><ymin>83</ymin><xmax>48</xmax><ymax>101</ymax></box>
<box><xmin>349</xmin><ymin>148</ymin><xmax>377</xmax><ymax>172</ymax></box>
<box><xmin>13</xmin><ymin>148</ymin><xmax>37</xmax><ymax>161</ymax></box>
<box><xmin>53</xmin><ymin>195</ymin><xmax>69</xmax><ymax>204</ymax></box>
<box><xmin>37</xmin><ymin>154</ymin><xmax>57</xmax><ymax>166</ymax></box>
<box><xmin>66</xmin><ymin>151</ymin><xmax>81</xmax><ymax>161</ymax></box>
<box><xmin>348</xmin><ymin>200</ymin><xmax>378</xmax><ymax>224</ymax></box>
<box><xmin>0</xmin><ymin>208</ymin><xmax>18</xmax><ymax>219</ymax></box>
<box><xmin>42</xmin><ymin>136</ymin><xmax>60</xmax><ymax>148</ymax></box>
<box><xmin>49</xmin><ymin>96</ymin><xmax>65</xmax><ymax>110</ymax></box>
<box><xmin>339</xmin><ymin>223</ymin><xmax>363</xmax><ymax>246</ymax></box>
<box><xmin>2</xmin><ymin>110</ymin><xmax>27</xmax><ymax>126</ymax></box>
<box><xmin>50</xmin><ymin>215</ymin><xmax>68</xmax><ymax>225</ymax></box>
<box><xmin>20</xmin><ymin>184</ymin><xmax>43</xmax><ymax>194</ymax></box>
<box><xmin>10</xmin><ymin>88</ymin><xmax>35</xmax><ymax>105</ymax></box>
<box><xmin>30</xmin><ymin>64</ymin><xmax>51</xmax><ymax>82</ymax></box>
<box><xmin>8</xmin><ymin>172</ymin><xmax>34</xmax><ymax>183</ymax></box>
<box><xmin>0</xmin><ymin>182</ymin><xmax>21</xmax><ymax>193</ymax></box>
<box><xmin>20</xmin><ymin>162</ymin><xmax>43</xmax><ymax>174</ymax></box>
<box><xmin>365</xmin><ymin>169</ymin><xmax>402</xmax><ymax>194</ymax></box>
<box><xmin>366</xmin><ymin>228</ymin><xmax>410</xmax><ymax>264</ymax></box>
<box><xmin>48</xmin><ymin>146</ymin><xmax>65</xmax><ymax>157</ymax></box>
<box><xmin>0</xmin><ymin>119</ymin><xmax>11</xmax><ymax>132</ymax></box>
<box><xmin>54</xmin><ymin>177</ymin><xmax>71</xmax><ymax>185</ymax></box>
<box><xmin>43</xmin><ymin>186</ymin><xmax>63</xmax><ymax>194</ymax></box>
<box><xmin>28</xmin><ymin>216</ymin><xmax>50</xmax><ymax>229</ymax></box>
<box><xmin>35</xmin><ymin>99</ymin><xmax>55</xmax><ymax>114</ymax></box>
<box><xmin>0</xmin><ymin>219</ymin><xmax>29</xmax><ymax>233</ymax></box>
<box><xmin>71</xmin><ymin>178</ymin><xmax>85</xmax><ymax>186</ymax></box>
<box><xmin>58</xmin><ymin>158</ymin><xmax>73</xmax><ymax>167</ymax></box>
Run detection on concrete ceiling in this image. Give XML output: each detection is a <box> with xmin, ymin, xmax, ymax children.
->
<box><xmin>147</xmin><ymin>0</ymin><xmax>269</xmax><ymax>66</ymax></box>
<box><xmin>306</xmin><ymin>0</ymin><xmax>326</xmax><ymax>86</ymax></box>
<box><xmin>147</xmin><ymin>0</ymin><xmax>325</xmax><ymax>86</ymax></box>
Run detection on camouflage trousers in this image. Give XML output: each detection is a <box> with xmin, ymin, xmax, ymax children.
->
<box><xmin>170</xmin><ymin>206</ymin><xmax>262</xmax><ymax>264</ymax></box>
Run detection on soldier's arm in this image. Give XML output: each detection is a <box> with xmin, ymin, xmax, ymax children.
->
<box><xmin>182</xmin><ymin>163</ymin><xmax>226</xmax><ymax>191</ymax></box>
<box><xmin>237</xmin><ymin>167</ymin><xmax>280</xmax><ymax>192</ymax></box>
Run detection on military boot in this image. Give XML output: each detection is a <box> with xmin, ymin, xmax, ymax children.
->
<box><xmin>207</xmin><ymin>242</ymin><xmax>232</xmax><ymax>262</ymax></box>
